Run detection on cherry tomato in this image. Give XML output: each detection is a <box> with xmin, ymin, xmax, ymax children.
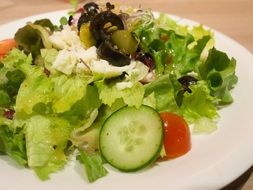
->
<box><xmin>160</xmin><ymin>112</ymin><xmax>191</xmax><ymax>158</ymax></box>
<box><xmin>0</xmin><ymin>39</ymin><xmax>16</xmax><ymax>58</ymax></box>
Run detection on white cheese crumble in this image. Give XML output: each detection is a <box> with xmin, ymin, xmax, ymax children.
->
<box><xmin>49</xmin><ymin>25</ymin><xmax>82</xmax><ymax>50</ymax></box>
<box><xmin>116</xmin><ymin>81</ymin><xmax>133</xmax><ymax>90</ymax></box>
<box><xmin>77</xmin><ymin>46</ymin><xmax>98</xmax><ymax>64</ymax></box>
<box><xmin>52</xmin><ymin>49</ymin><xmax>77</xmax><ymax>75</ymax></box>
<box><xmin>90</xmin><ymin>60</ymin><xmax>136</xmax><ymax>79</ymax></box>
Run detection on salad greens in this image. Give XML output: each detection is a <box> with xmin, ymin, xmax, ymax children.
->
<box><xmin>0</xmin><ymin>1</ymin><xmax>237</xmax><ymax>183</ymax></box>
<box><xmin>78</xmin><ymin>148</ymin><xmax>108</xmax><ymax>182</ymax></box>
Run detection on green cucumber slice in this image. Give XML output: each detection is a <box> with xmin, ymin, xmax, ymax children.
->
<box><xmin>99</xmin><ymin>105</ymin><xmax>163</xmax><ymax>171</ymax></box>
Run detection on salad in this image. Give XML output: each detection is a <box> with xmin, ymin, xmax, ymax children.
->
<box><xmin>0</xmin><ymin>1</ymin><xmax>237</xmax><ymax>183</ymax></box>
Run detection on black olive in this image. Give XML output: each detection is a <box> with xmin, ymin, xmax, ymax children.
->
<box><xmin>97</xmin><ymin>40</ymin><xmax>131</xmax><ymax>67</ymax></box>
<box><xmin>175</xmin><ymin>75</ymin><xmax>198</xmax><ymax>107</ymax></box>
<box><xmin>83</xmin><ymin>2</ymin><xmax>99</xmax><ymax>16</ymax></box>
<box><xmin>90</xmin><ymin>11</ymin><xmax>124</xmax><ymax>44</ymax></box>
<box><xmin>177</xmin><ymin>75</ymin><xmax>198</xmax><ymax>102</ymax></box>
<box><xmin>178</xmin><ymin>75</ymin><xmax>198</xmax><ymax>89</ymax></box>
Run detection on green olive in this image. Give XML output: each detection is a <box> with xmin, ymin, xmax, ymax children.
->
<box><xmin>79</xmin><ymin>23</ymin><xmax>96</xmax><ymax>48</ymax></box>
<box><xmin>111</xmin><ymin>30</ymin><xmax>138</xmax><ymax>55</ymax></box>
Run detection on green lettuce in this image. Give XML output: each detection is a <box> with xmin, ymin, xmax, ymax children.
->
<box><xmin>60</xmin><ymin>85</ymin><xmax>101</xmax><ymax>125</ymax></box>
<box><xmin>78</xmin><ymin>149</ymin><xmax>108</xmax><ymax>182</ymax></box>
<box><xmin>180</xmin><ymin>81</ymin><xmax>218</xmax><ymax>133</ymax></box>
<box><xmin>0</xmin><ymin>90</ymin><xmax>11</xmax><ymax>106</ymax></box>
<box><xmin>1</xmin><ymin>48</ymin><xmax>33</xmax><ymax>74</ymax></box>
<box><xmin>25</xmin><ymin>115</ymin><xmax>72</xmax><ymax>180</ymax></box>
<box><xmin>144</xmin><ymin>74</ymin><xmax>180</xmax><ymax>113</ymax></box>
<box><xmin>95</xmin><ymin>80</ymin><xmax>144</xmax><ymax>107</ymax></box>
<box><xmin>14</xmin><ymin>20</ymin><xmax>53</xmax><ymax>57</ymax></box>
<box><xmin>65</xmin><ymin>85</ymin><xmax>102</xmax><ymax>153</ymax></box>
<box><xmin>14</xmin><ymin>25</ymin><xmax>44</xmax><ymax>57</ymax></box>
<box><xmin>93</xmin><ymin>61</ymin><xmax>148</xmax><ymax>108</ymax></box>
<box><xmin>15</xmin><ymin>68</ymin><xmax>54</xmax><ymax>115</ymax></box>
<box><xmin>52</xmin><ymin>75</ymin><xmax>88</xmax><ymax>113</ymax></box>
<box><xmin>199</xmin><ymin>48</ymin><xmax>238</xmax><ymax>104</ymax></box>
<box><xmin>193</xmin><ymin>117</ymin><xmax>218</xmax><ymax>134</ymax></box>
<box><xmin>167</xmin><ymin>33</ymin><xmax>211</xmax><ymax>75</ymax></box>
<box><xmin>156</xmin><ymin>13</ymin><xmax>188</xmax><ymax>36</ymax></box>
<box><xmin>40</xmin><ymin>48</ymin><xmax>58</xmax><ymax>73</ymax></box>
<box><xmin>5</xmin><ymin>50</ymin><xmax>89</xmax><ymax>115</ymax></box>
<box><xmin>33</xmin><ymin>19</ymin><xmax>55</xmax><ymax>32</ymax></box>
<box><xmin>0</xmin><ymin>120</ymin><xmax>27</xmax><ymax>165</ymax></box>
<box><xmin>0</xmin><ymin>49</ymin><xmax>29</xmax><ymax>109</ymax></box>
<box><xmin>0</xmin><ymin>67</ymin><xmax>25</xmax><ymax>103</ymax></box>
<box><xmin>134</xmin><ymin>20</ymin><xmax>211</xmax><ymax>76</ymax></box>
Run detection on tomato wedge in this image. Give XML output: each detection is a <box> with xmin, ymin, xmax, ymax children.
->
<box><xmin>160</xmin><ymin>112</ymin><xmax>191</xmax><ymax>158</ymax></box>
<box><xmin>0</xmin><ymin>39</ymin><xmax>16</xmax><ymax>58</ymax></box>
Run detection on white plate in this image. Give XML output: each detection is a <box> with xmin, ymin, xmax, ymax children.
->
<box><xmin>0</xmin><ymin>10</ymin><xmax>253</xmax><ymax>190</ymax></box>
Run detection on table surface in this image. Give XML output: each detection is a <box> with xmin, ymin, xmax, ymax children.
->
<box><xmin>0</xmin><ymin>0</ymin><xmax>252</xmax><ymax>189</ymax></box>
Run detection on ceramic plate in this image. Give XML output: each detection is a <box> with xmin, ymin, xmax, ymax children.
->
<box><xmin>0</xmin><ymin>10</ymin><xmax>253</xmax><ymax>190</ymax></box>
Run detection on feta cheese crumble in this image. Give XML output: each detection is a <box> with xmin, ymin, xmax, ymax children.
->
<box><xmin>49</xmin><ymin>25</ymin><xmax>82</xmax><ymax>50</ymax></box>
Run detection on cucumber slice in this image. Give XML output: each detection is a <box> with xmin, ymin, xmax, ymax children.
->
<box><xmin>99</xmin><ymin>105</ymin><xmax>163</xmax><ymax>171</ymax></box>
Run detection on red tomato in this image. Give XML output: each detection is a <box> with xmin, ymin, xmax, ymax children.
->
<box><xmin>160</xmin><ymin>112</ymin><xmax>191</xmax><ymax>158</ymax></box>
<box><xmin>0</xmin><ymin>39</ymin><xmax>16</xmax><ymax>58</ymax></box>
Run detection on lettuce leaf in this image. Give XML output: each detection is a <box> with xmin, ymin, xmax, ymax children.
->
<box><xmin>52</xmin><ymin>75</ymin><xmax>88</xmax><ymax>113</ymax></box>
<box><xmin>199</xmin><ymin>48</ymin><xmax>238</xmax><ymax>104</ymax></box>
<box><xmin>193</xmin><ymin>117</ymin><xmax>217</xmax><ymax>134</ymax></box>
<box><xmin>14</xmin><ymin>20</ymin><xmax>53</xmax><ymax>57</ymax></box>
<box><xmin>181</xmin><ymin>81</ymin><xmax>218</xmax><ymax>122</ymax></box>
<box><xmin>40</xmin><ymin>48</ymin><xmax>59</xmax><ymax>74</ymax></box>
<box><xmin>95</xmin><ymin>80</ymin><xmax>144</xmax><ymax>107</ymax></box>
<box><xmin>1</xmin><ymin>48</ymin><xmax>33</xmax><ymax>73</ymax></box>
<box><xmin>156</xmin><ymin>13</ymin><xmax>188</xmax><ymax>36</ymax></box>
<box><xmin>167</xmin><ymin>33</ymin><xmax>211</xmax><ymax>75</ymax></box>
<box><xmin>64</xmin><ymin>85</ymin><xmax>102</xmax><ymax>153</ymax></box>
<box><xmin>33</xmin><ymin>19</ymin><xmax>55</xmax><ymax>32</ymax></box>
<box><xmin>16</xmin><ymin>68</ymin><xmax>54</xmax><ymax>115</ymax></box>
<box><xmin>144</xmin><ymin>74</ymin><xmax>180</xmax><ymax>113</ymax></box>
<box><xmin>93</xmin><ymin>61</ymin><xmax>148</xmax><ymax>108</ymax></box>
<box><xmin>78</xmin><ymin>149</ymin><xmax>108</xmax><ymax>182</ymax></box>
<box><xmin>25</xmin><ymin>115</ymin><xmax>71</xmax><ymax>180</ymax></box>
<box><xmin>0</xmin><ymin>120</ymin><xmax>27</xmax><ymax>165</ymax></box>
<box><xmin>0</xmin><ymin>49</ymin><xmax>32</xmax><ymax>109</ymax></box>
<box><xmin>9</xmin><ymin>54</ymin><xmax>88</xmax><ymax>115</ymax></box>
<box><xmin>60</xmin><ymin>85</ymin><xmax>101</xmax><ymax>125</ymax></box>
<box><xmin>0</xmin><ymin>90</ymin><xmax>11</xmax><ymax>106</ymax></box>
<box><xmin>14</xmin><ymin>25</ymin><xmax>44</xmax><ymax>57</ymax></box>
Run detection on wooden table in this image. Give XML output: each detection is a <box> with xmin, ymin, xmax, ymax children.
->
<box><xmin>0</xmin><ymin>0</ymin><xmax>252</xmax><ymax>189</ymax></box>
